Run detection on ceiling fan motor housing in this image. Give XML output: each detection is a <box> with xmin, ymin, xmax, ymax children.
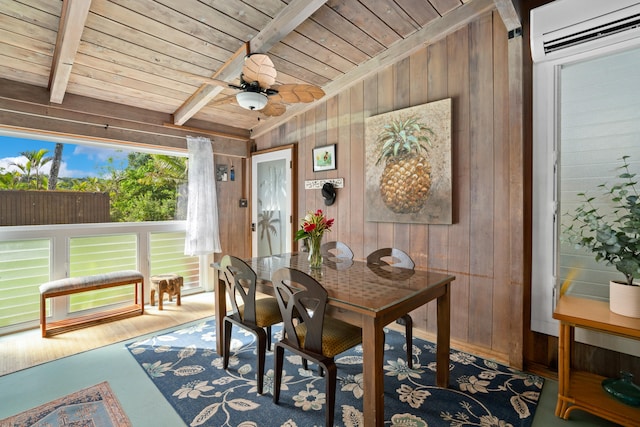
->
<box><xmin>236</xmin><ymin>91</ymin><xmax>268</xmax><ymax>110</ymax></box>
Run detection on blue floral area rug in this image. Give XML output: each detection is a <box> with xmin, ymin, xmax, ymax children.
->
<box><xmin>127</xmin><ymin>319</ymin><xmax>543</xmax><ymax>427</ymax></box>
<box><xmin>0</xmin><ymin>381</ymin><xmax>131</xmax><ymax>427</ymax></box>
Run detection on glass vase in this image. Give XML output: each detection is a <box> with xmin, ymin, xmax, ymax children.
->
<box><xmin>307</xmin><ymin>235</ymin><xmax>323</xmax><ymax>269</ymax></box>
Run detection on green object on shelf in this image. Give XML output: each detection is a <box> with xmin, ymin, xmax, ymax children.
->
<box><xmin>602</xmin><ymin>371</ymin><xmax>640</xmax><ymax>407</ymax></box>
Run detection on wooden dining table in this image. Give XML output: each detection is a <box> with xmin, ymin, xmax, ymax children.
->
<box><xmin>212</xmin><ymin>253</ymin><xmax>455</xmax><ymax>426</ymax></box>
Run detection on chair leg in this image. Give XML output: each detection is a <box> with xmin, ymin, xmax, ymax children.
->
<box><xmin>223</xmin><ymin>320</ymin><xmax>233</xmax><ymax>369</ymax></box>
<box><xmin>273</xmin><ymin>345</ymin><xmax>284</xmax><ymax>403</ymax></box>
<box><xmin>266</xmin><ymin>325</ymin><xmax>272</xmax><ymax>351</ymax></box>
<box><xmin>256</xmin><ymin>328</ymin><xmax>266</xmax><ymax>395</ymax></box>
<box><xmin>404</xmin><ymin>314</ymin><xmax>413</xmax><ymax>368</ymax></box>
<box><xmin>396</xmin><ymin>314</ymin><xmax>413</xmax><ymax>368</ymax></box>
<box><xmin>324</xmin><ymin>363</ymin><xmax>337</xmax><ymax>427</ymax></box>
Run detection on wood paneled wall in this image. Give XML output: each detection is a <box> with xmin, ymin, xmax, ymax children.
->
<box><xmin>213</xmin><ymin>154</ymin><xmax>250</xmax><ymax>261</ymax></box>
<box><xmin>253</xmin><ymin>11</ymin><xmax>524</xmax><ymax>366</ymax></box>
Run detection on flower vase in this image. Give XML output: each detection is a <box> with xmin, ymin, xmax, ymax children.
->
<box><xmin>308</xmin><ymin>236</ymin><xmax>323</xmax><ymax>269</ymax></box>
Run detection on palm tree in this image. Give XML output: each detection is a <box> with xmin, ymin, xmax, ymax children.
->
<box><xmin>48</xmin><ymin>143</ymin><xmax>64</xmax><ymax>190</ymax></box>
<box><xmin>138</xmin><ymin>155</ymin><xmax>187</xmax><ymax>186</ymax></box>
<box><xmin>136</xmin><ymin>154</ymin><xmax>188</xmax><ymax>219</ymax></box>
<box><xmin>12</xmin><ymin>149</ymin><xmax>52</xmax><ymax>189</ymax></box>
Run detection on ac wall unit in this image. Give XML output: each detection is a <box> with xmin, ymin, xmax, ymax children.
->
<box><xmin>531</xmin><ymin>0</ymin><xmax>640</xmax><ymax>63</ymax></box>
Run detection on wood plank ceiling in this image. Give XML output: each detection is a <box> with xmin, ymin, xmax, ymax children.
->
<box><xmin>0</xmin><ymin>0</ymin><xmax>517</xmax><ymax>140</ymax></box>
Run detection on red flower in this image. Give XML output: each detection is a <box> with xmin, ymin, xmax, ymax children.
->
<box><xmin>294</xmin><ymin>209</ymin><xmax>334</xmax><ymax>241</ymax></box>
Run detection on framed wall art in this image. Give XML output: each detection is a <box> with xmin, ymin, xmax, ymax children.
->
<box><xmin>364</xmin><ymin>98</ymin><xmax>452</xmax><ymax>224</ymax></box>
<box><xmin>312</xmin><ymin>144</ymin><xmax>336</xmax><ymax>172</ymax></box>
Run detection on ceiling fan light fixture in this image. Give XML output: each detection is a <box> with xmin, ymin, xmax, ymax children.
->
<box><xmin>236</xmin><ymin>91</ymin><xmax>268</xmax><ymax>110</ymax></box>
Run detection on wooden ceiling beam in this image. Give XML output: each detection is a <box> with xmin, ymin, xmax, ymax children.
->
<box><xmin>0</xmin><ymin>78</ymin><xmax>250</xmax><ymax>156</ymax></box>
<box><xmin>171</xmin><ymin>0</ymin><xmax>327</xmax><ymax>126</ymax></box>
<box><xmin>493</xmin><ymin>0</ymin><xmax>521</xmax><ymax>31</ymax></box>
<box><xmin>49</xmin><ymin>0</ymin><xmax>92</xmax><ymax>104</ymax></box>
<box><xmin>251</xmin><ymin>0</ymin><xmax>496</xmax><ymax>138</ymax></box>
<box><xmin>172</xmin><ymin>43</ymin><xmax>247</xmax><ymax>126</ymax></box>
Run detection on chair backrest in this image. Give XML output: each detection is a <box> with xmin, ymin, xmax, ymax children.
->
<box><xmin>320</xmin><ymin>241</ymin><xmax>354</xmax><ymax>260</ymax></box>
<box><xmin>220</xmin><ymin>255</ymin><xmax>258</xmax><ymax>323</ymax></box>
<box><xmin>272</xmin><ymin>267</ymin><xmax>327</xmax><ymax>355</ymax></box>
<box><xmin>366</xmin><ymin>248</ymin><xmax>415</xmax><ymax>270</ymax></box>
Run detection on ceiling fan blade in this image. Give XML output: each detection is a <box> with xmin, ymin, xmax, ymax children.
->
<box><xmin>262</xmin><ymin>101</ymin><xmax>286</xmax><ymax>117</ymax></box>
<box><xmin>242</xmin><ymin>54</ymin><xmax>277</xmax><ymax>89</ymax></box>
<box><xmin>271</xmin><ymin>84</ymin><xmax>325</xmax><ymax>104</ymax></box>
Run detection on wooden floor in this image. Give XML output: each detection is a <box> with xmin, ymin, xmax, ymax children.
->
<box><xmin>0</xmin><ymin>292</ymin><xmax>214</xmax><ymax>376</ymax></box>
<box><xmin>1</xmin><ymin>290</ymin><xmax>517</xmax><ymax>378</ymax></box>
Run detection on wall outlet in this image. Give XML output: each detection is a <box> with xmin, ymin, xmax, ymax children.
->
<box><xmin>239</xmin><ymin>198</ymin><xmax>248</xmax><ymax>208</ymax></box>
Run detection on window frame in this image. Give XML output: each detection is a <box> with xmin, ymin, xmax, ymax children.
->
<box><xmin>0</xmin><ymin>130</ymin><xmax>212</xmax><ymax>334</ymax></box>
<box><xmin>532</xmin><ymin>36</ymin><xmax>640</xmax><ymax>357</ymax></box>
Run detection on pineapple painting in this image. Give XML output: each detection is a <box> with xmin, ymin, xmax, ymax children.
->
<box><xmin>365</xmin><ymin>99</ymin><xmax>452</xmax><ymax>224</ymax></box>
<box><xmin>376</xmin><ymin>116</ymin><xmax>434</xmax><ymax>214</ymax></box>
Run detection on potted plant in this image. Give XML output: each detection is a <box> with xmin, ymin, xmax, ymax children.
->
<box><xmin>563</xmin><ymin>155</ymin><xmax>640</xmax><ymax>318</ymax></box>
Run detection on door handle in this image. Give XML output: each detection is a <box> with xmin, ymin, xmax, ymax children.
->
<box><xmin>251</xmin><ymin>223</ymin><xmax>256</xmax><ymax>232</ymax></box>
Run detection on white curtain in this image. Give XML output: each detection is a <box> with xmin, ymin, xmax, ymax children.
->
<box><xmin>184</xmin><ymin>136</ymin><xmax>221</xmax><ymax>255</ymax></box>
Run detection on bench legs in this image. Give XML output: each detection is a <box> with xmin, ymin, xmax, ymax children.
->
<box><xmin>40</xmin><ymin>294</ymin><xmax>46</xmax><ymax>338</ymax></box>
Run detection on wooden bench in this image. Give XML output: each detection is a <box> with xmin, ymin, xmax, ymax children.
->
<box><xmin>40</xmin><ymin>270</ymin><xmax>144</xmax><ymax>337</ymax></box>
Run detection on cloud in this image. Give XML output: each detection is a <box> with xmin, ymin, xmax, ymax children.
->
<box><xmin>73</xmin><ymin>145</ymin><xmax>130</xmax><ymax>163</ymax></box>
<box><xmin>57</xmin><ymin>162</ymin><xmax>97</xmax><ymax>178</ymax></box>
<box><xmin>0</xmin><ymin>156</ymin><xmax>25</xmax><ymax>173</ymax></box>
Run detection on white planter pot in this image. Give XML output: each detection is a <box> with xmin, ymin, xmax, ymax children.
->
<box><xmin>609</xmin><ymin>281</ymin><xmax>640</xmax><ymax>318</ymax></box>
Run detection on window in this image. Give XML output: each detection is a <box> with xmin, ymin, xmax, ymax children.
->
<box><xmin>0</xmin><ymin>131</ymin><xmax>205</xmax><ymax>334</ymax></box>
<box><xmin>532</xmin><ymin>18</ymin><xmax>640</xmax><ymax>357</ymax></box>
<box><xmin>558</xmin><ymin>48</ymin><xmax>640</xmax><ymax>302</ymax></box>
<box><xmin>0</xmin><ymin>133</ymin><xmax>187</xmax><ymax>225</ymax></box>
<box><xmin>0</xmin><ymin>239</ymin><xmax>49</xmax><ymax>327</ymax></box>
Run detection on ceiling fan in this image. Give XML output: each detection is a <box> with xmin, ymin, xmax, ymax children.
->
<box><xmin>219</xmin><ymin>53</ymin><xmax>325</xmax><ymax>117</ymax></box>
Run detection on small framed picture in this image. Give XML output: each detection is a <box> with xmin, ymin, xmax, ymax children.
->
<box><xmin>312</xmin><ymin>144</ymin><xmax>337</xmax><ymax>172</ymax></box>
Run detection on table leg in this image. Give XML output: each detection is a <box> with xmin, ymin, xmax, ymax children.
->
<box><xmin>436</xmin><ymin>283</ymin><xmax>451</xmax><ymax>388</ymax></box>
<box><xmin>555</xmin><ymin>322</ymin><xmax>571</xmax><ymax>417</ymax></box>
<box><xmin>361</xmin><ymin>316</ymin><xmax>385</xmax><ymax>426</ymax></box>
<box><xmin>214</xmin><ymin>272</ymin><xmax>226</xmax><ymax>356</ymax></box>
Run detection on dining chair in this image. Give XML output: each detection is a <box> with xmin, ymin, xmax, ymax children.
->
<box><xmin>320</xmin><ymin>240</ymin><xmax>354</xmax><ymax>259</ymax></box>
<box><xmin>320</xmin><ymin>240</ymin><xmax>354</xmax><ymax>270</ymax></box>
<box><xmin>366</xmin><ymin>248</ymin><xmax>416</xmax><ymax>368</ymax></box>
<box><xmin>271</xmin><ymin>267</ymin><xmax>362</xmax><ymax>427</ymax></box>
<box><xmin>219</xmin><ymin>255</ymin><xmax>282</xmax><ymax>395</ymax></box>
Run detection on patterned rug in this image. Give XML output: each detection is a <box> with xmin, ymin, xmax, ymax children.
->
<box><xmin>127</xmin><ymin>319</ymin><xmax>544</xmax><ymax>427</ymax></box>
<box><xmin>0</xmin><ymin>381</ymin><xmax>131</xmax><ymax>427</ymax></box>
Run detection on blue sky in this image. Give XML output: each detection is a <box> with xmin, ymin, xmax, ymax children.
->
<box><xmin>0</xmin><ymin>135</ymin><xmax>132</xmax><ymax>178</ymax></box>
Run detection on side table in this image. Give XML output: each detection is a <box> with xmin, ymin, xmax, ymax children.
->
<box><xmin>150</xmin><ymin>273</ymin><xmax>183</xmax><ymax>310</ymax></box>
<box><xmin>553</xmin><ymin>295</ymin><xmax>640</xmax><ymax>426</ymax></box>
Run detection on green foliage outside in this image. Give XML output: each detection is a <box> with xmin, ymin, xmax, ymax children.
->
<box><xmin>0</xmin><ymin>148</ymin><xmax>188</xmax><ymax>222</ymax></box>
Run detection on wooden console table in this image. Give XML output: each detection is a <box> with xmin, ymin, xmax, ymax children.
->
<box><xmin>553</xmin><ymin>295</ymin><xmax>640</xmax><ymax>426</ymax></box>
